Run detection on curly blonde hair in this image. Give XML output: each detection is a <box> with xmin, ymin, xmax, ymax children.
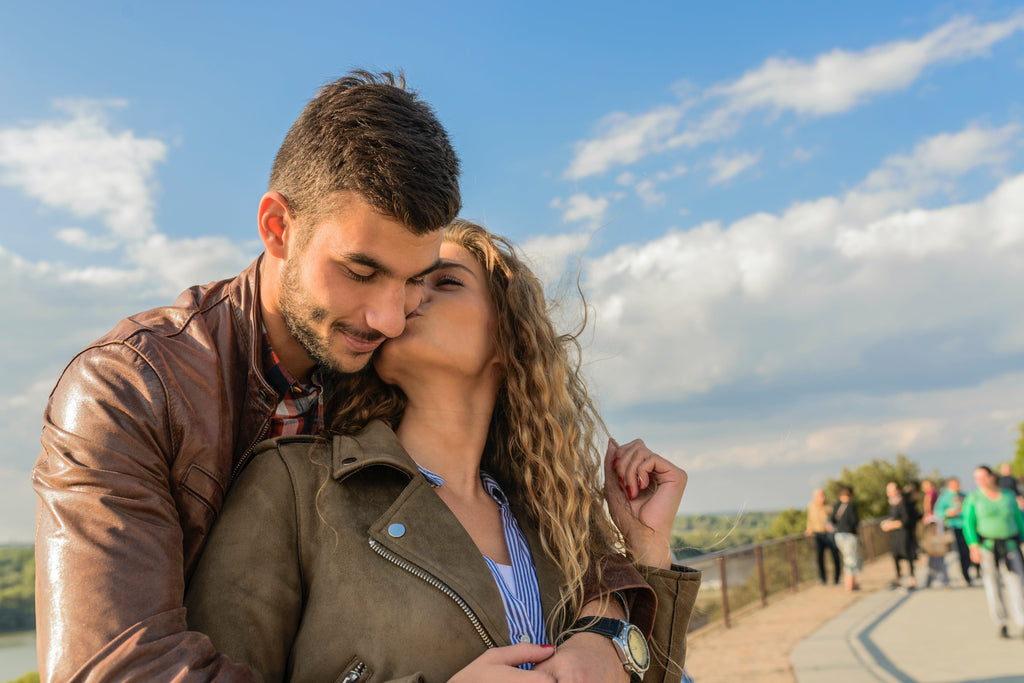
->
<box><xmin>325</xmin><ymin>218</ymin><xmax>624</xmax><ymax>632</ymax></box>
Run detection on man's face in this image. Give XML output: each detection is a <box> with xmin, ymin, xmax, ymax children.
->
<box><xmin>278</xmin><ymin>196</ymin><xmax>443</xmax><ymax>374</ymax></box>
<box><xmin>947</xmin><ymin>478</ymin><xmax>960</xmax><ymax>493</ymax></box>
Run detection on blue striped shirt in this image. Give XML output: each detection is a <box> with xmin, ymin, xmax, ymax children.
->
<box><xmin>417</xmin><ymin>465</ymin><xmax>548</xmax><ymax>657</ymax></box>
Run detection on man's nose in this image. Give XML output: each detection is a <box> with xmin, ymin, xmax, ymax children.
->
<box><xmin>366</xmin><ymin>284</ymin><xmax>411</xmax><ymax>339</ymax></box>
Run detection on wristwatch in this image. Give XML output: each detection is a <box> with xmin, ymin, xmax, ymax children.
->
<box><xmin>563</xmin><ymin>616</ymin><xmax>650</xmax><ymax>682</ymax></box>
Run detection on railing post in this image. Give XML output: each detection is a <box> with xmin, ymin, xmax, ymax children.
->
<box><xmin>717</xmin><ymin>555</ymin><xmax>731</xmax><ymax>628</ymax></box>
<box><xmin>786</xmin><ymin>539</ymin><xmax>799</xmax><ymax>592</ymax></box>
<box><xmin>755</xmin><ymin>545</ymin><xmax>768</xmax><ymax>607</ymax></box>
<box><xmin>863</xmin><ymin>524</ymin><xmax>874</xmax><ymax>560</ymax></box>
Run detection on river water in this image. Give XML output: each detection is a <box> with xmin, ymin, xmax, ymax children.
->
<box><xmin>0</xmin><ymin>631</ymin><xmax>37</xmax><ymax>682</ymax></box>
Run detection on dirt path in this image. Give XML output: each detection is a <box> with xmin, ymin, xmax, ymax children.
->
<box><xmin>684</xmin><ymin>556</ymin><xmax>896</xmax><ymax>682</ymax></box>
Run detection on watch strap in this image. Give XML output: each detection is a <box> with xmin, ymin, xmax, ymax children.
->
<box><xmin>566</xmin><ymin>616</ymin><xmax>623</xmax><ymax>639</ymax></box>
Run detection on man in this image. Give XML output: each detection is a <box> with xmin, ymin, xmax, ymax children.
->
<box><xmin>964</xmin><ymin>465</ymin><xmax>1024</xmax><ymax>638</ymax></box>
<box><xmin>805</xmin><ymin>489</ymin><xmax>840</xmax><ymax>585</ymax></box>
<box><xmin>997</xmin><ymin>462</ymin><xmax>1024</xmax><ymax>511</ymax></box>
<box><xmin>934</xmin><ymin>477</ymin><xmax>977</xmax><ymax>586</ymax></box>
<box><xmin>34</xmin><ymin>71</ymin><xmax>652</xmax><ymax>682</ymax></box>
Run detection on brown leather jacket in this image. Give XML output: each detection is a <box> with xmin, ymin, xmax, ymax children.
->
<box><xmin>34</xmin><ymin>258</ymin><xmax>273</xmax><ymax>682</ymax></box>
<box><xmin>33</xmin><ymin>257</ymin><xmax>659</xmax><ymax>682</ymax></box>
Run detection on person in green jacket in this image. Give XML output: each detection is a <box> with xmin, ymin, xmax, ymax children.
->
<box><xmin>934</xmin><ymin>477</ymin><xmax>978</xmax><ymax>586</ymax></box>
<box><xmin>963</xmin><ymin>465</ymin><xmax>1024</xmax><ymax>638</ymax></box>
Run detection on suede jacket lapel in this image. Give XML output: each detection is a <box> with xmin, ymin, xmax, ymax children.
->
<box><xmin>331</xmin><ymin>421</ymin><xmax>541</xmax><ymax>647</ymax></box>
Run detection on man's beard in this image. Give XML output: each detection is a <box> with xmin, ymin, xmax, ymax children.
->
<box><xmin>278</xmin><ymin>258</ymin><xmax>384</xmax><ymax>374</ymax></box>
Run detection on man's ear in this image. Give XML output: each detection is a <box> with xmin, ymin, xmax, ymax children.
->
<box><xmin>258</xmin><ymin>191</ymin><xmax>294</xmax><ymax>259</ymax></box>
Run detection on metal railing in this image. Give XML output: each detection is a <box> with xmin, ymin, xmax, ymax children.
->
<box><xmin>681</xmin><ymin>519</ymin><xmax>887</xmax><ymax>631</ymax></box>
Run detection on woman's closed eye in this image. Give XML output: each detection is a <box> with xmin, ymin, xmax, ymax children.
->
<box><xmin>432</xmin><ymin>273</ymin><xmax>464</xmax><ymax>288</ymax></box>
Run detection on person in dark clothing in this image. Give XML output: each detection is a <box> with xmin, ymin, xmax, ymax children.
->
<box><xmin>881</xmin><ymin>482</ymin><xmax>918</xmax><ymax>589</ymax></box>
<box><xmin>998</xmin><ymin>463</ymin><xmax>1023</xmax><ymax>511</ymax></box>
<box><xmin>831</xmin><ymin>485</ymin><xmax>861</xmax><ymax>591</ymax></box>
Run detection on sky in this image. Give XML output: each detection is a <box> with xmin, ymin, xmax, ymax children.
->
<box><xmin>2</xmin><ymin>1</ymin><xmax>1024</xmax><ymax>543</ymax></box>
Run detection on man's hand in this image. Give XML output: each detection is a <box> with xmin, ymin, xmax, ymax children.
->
<box><xmin>969</xmin><ymin>544</ymin><xmax>981</xmax><ymax>565</ymax></box>
<box><xmin>532</xmin><ymin>633</ymin><xmax>628</xmax><ymax>683</ymax></box>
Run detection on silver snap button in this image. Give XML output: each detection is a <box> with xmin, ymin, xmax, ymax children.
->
<box><xmin>518</xmin><ymin>634</ymin><xmax>531</xmax><ymax>643</ymax></box>
<box><xmin>387</xmin><ymin>523</ymin><xmax>406</xmax><ymax>538</ymax></box>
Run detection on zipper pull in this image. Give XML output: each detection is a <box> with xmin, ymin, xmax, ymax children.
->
<box><xmin>340</xmin><ymin>662</ymin><xmax>366</xmax><ymax>683</ymax></box>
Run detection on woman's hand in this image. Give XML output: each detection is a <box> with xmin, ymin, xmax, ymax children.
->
<box><xmin>448</xmin><ymin>643</ymin><xmax>557</xmax><ymax>682</ymax></box>
<box><xmin>605</xmin><ymin>438</ymin><xmax>687</xmax><ymax>569</ymax></box>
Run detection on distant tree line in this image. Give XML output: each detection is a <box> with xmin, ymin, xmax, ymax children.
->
<box><xmin>0</xmin><ymin>546</ymin><xmax>34</xmax><ymax>633</ymax></box>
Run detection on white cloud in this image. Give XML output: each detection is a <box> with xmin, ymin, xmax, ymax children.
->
<box><xmin>563</xmin><ymin>14</ymin><xmax>1024</xmax><ymax>178</ymax></box>
<box><xmin>792</xmin><ymin>147</ymin><xmax>816</xmax><ymax>163</ymax></box>
<box><xmin>634</xmin><ymin>180</ymin><xmax>663</xmax><ymax>208</ymax></box>
<box><xmin>601</xmin><ymin>367</ymin><xmax>1024</xmax><ymax>514</ymax></box>
<box><xmin>128</xmin><ymin>234</ymin><xmax>260</xmax><ymax>296</ymax></box>
<box><xmin>710</xmin><ymin>14</ymin><xmax>1024</xmax><ymax>117</ymax></box>
<box><xmin>0</xmin><ymin>99</ymin><xmax>168</xmax><ymax>242</ymax></box>
<box><xmin>56</xmin><ymin>227</ymin><xmax>119</xmax><ymax>251</ymax></box>
<box><xmin>708</xmin><ymin>151</ymin><xmax>761</xmax><ymax>185</ymax></box>
<box><xmin>565</xmin><ymin>104</ymin><xmax>690</xmax><ymax>180</ymax></box>
<box><xmin>551</xmin><ymin>192</ymin><xmax>611</xmax><ymax>228</ymax></box>
<box><xmin>520</xmin><ymin>231</ymin><xmax>592</xmax><ymax>296</ymax></box>
<box><xmin>583</xmin><ymin>156</ymin><xmax>1024</xmax><ymax>409</ymax></box>
<box><xmin>617</xmin><ymin>164</ymin><xmax>689</xmax><ymax>209</ymax></box>
<box><xmin>861</xmin><ymin>122</ymin><xmax>1020</xmax><ymax>196</ymax></box>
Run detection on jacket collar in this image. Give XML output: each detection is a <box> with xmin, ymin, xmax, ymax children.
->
<box><xmin>228</xmin><ymin>255</ymin><xmax>269</xmax><ymax>390</ymax></box>
<box><xmin>332</xmin><ymin>420</ymin><xmax>566</xmax><ymax>643</ymax></box>
<box><xmin>330</xmin><ymin>420</ymin><xmax>420</xmax><ymax>482</ymax></box>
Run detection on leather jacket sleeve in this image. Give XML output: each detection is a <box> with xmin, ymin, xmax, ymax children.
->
<box><xmin>641</xmin><ymin>564</ymin><xmax>701</xmax><ymax>683</ymax></box>
<box><xmin>33</xmin><ymin>344</ymin><xmax>257</xmax><ymax>683</ymax></box>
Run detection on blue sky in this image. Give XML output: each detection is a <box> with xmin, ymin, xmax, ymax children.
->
<box><xmin>2</xmin><ymin>1</ymin><xmax>1024</xmax><ymax>542</ymax></box>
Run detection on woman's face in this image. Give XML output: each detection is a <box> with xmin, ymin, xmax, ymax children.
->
<box><xmin>375</xmin><ymin>241</ymin><xmax>500</xmax><ymax>387</ymax></box>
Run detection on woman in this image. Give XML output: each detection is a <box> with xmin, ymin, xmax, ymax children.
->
<box><xmin>881</xmin><ymin>482</ymin><xmax>918</xmax><ymax>589</ymax></box>
<box><xmin>830</xmin><ymin>485</ymin><xmax>861</xmax><ymax>592</ymax></box>
<box><xmin>185</xmin><ymin>220</ymin><xmax>700</xmax><ymax>682</ymax></box>
<box><xmin>963</xmin><ymin>465</ymin><xmax>1024</xmax><ymax>637</ymax></box>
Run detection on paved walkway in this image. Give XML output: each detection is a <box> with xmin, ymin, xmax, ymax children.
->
<box><xmin>685</xmin><ymin>555</ymin><xmax>1024</xmax><ymax>682</ymax></box>
<box><xmin>793</xmin><ymin>577</ymin><xmax>1022</xmax><ymax>682</ymax></box>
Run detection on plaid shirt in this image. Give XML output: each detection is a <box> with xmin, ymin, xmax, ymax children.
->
<box><xmin>262</xmin><ymin>332</ymin><xmax>324</xmax><ymax>439</ymax></box>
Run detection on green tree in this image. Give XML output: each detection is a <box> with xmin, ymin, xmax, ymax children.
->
<box><xmin>759</xmin><ymin>507</ymin><xmax>806</xmax><ymax>540</ymax></box>
<box><xmin>823</xmin><ymin>453</ymin><xmax>921</xmax><ymax>519</ymax></box>
<box><xmin>0</xmin><ymin>547</ymin><xmax>35</xmax><ymax>633</ymax></box>
<box><xmin>6</xmin><ymin>672</ymin><xmax>40</xmax><ymax>683</ymax></box>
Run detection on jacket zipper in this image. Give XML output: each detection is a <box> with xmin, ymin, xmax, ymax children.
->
<box><xmin>230</xmin><ymin>418</ymin><xmax>270</xmax><ymax>485</ymax></box>
<box><xmin>340</xmin><ymin>661</ymin><xmax>366</xmax><ymax>683</ymax></box>
<box><xmin>369</xmin><ymin>538</ymin><xmax>497</xmax><ymax>649</ymax></box>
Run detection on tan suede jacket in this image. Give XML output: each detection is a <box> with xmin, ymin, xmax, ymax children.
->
<box><xmin>185</xmin><ymin>422</ymin><xmax>701</xmax><ymax>683</ymax></box>
<box><xmin>33</xmin><ymin>257</ymin><xmax>666</xmax><ymax>682</ymax></box>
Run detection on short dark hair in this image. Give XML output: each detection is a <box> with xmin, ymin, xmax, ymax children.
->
<box><xmin>270</xmin><ymin>70</ymin><xmax>461</xmax><ymax>235</ymax></box>
<box><xmin>838</xmin><ymin>484</ymin><xmax>853</xmax><ymax>497</ymax></box>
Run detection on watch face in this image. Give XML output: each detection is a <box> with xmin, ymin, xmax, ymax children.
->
<box><xmin>625</xmin><ymin>624</ymin><xmax>650</xmax><ymax>670</ymax></box>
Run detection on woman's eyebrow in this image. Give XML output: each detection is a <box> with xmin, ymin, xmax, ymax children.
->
<box><xmin>436</xmin><ymin>260</ymin><xmax>477</xmax><ymax>277</ymax></box>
